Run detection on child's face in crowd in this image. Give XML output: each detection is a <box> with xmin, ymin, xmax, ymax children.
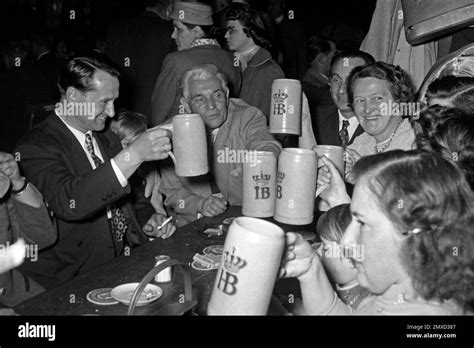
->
<box><xmin>317</xmin><ymin>237</ymin><xmax>358</xmax><ymax>285</ymax></box>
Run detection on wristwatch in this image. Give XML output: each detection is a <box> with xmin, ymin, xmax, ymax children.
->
<box><xmin>11</xmin><ymin>177</ymin><xmax>29</xmax><ymax>196</ymax></box>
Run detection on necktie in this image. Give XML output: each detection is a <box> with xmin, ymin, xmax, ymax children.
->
<box><xmin>84</xmin><ymin>133</ymin><xmax>128</xmax><ymax>242</ymax></box>
<box><xmin>207</xmin><ymin>132</ymin><xmax>220</xmax><ymax>194</ymax></box>
<box><xmin>339</xmin><ymin>120</ymin><xmax>350</xmax><ymax>148</ymax></box>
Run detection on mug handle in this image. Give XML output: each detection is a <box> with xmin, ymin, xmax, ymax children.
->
<box><xmin>152</xmin><ymin>123</ymin><xmax>178</xmax><ymax>167</ymax></box>
<box><xmin>167</xmin><ymin>151</ymin><xmax>178</xmax><ymax>167</ymax></box>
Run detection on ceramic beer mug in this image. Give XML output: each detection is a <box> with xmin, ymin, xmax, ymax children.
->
<box><xmin>269</xmin><ymin>79</ymin><xmax>302</xmax><ymax>135</ymax></box>
<box><xmin>158</xmin><ymin>114</ymin><xmax>208</xmax><ymax>177</ymax></box>
<box><xmin>242</xmin><ymin>151</ymin><xmax>277</xmax><ymax>218</ymax></box>
<box><xmin>274</xmin><ymin>148</ymin><xmax>317</xmax><ymax>225</ymax></box>
<box><xmin>313</xmin><ymin>145</ymin><xmax>345</xmax><ymax>176</ymax></box>
<box><xmin>207</xmin><ymin>217</ymin><xmax>285</xmax><ymax>315</ymax></box>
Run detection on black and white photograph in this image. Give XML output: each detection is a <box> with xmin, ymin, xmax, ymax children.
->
<box><xmin>0</xmin><ymin>0</ymin><xmax>473</xmax><ymax>345</ymax></box>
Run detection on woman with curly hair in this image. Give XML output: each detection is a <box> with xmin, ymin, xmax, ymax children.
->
<box><xmin>281</xmin><ymin>150</ymin><xmax>474</xmax><ymax>315</ymax></box>
<box><xmin>414</xmin><ymin>106</ymin><xmax>474</xmax><ymax>190</ymax></box>
<box><xmin>424</xmin><ymin>75</ymin><xmax>474</xmax><ymax>114</ymax></box>
<box><xmin>344</xmin><ymin>62</ymin><xmax>417</xmax><ymax>175</ymax></box>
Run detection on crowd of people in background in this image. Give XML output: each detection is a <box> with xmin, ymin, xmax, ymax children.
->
<box><xmin>0</xmin><ymin>0</ymin><xmax>473</xmax><ymax>316</ymax></box>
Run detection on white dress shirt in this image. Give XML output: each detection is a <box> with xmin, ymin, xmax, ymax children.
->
<box><xmin>56</xmin><ymin>113</ymin><xmax>128</xmax><ymax>221</ymax></box>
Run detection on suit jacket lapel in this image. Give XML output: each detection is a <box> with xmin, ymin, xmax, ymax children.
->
<box><xmin>349</xmin><ymin>124</ymin><xmax>365</xmax><ymax>145</ymax></box>
<box><xmin>46</xmin><ymin>115</ymin><xmax>94</xmax><ymax>175</ymax></box>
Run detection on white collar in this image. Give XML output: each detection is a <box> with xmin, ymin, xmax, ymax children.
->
<box><xmin>338</xmin><ymin>109</ymin><xmax>357</xmax><ymax>124</ymax></box>
<box><xmin>55</xmin><ymin>109</ymin><xmax>90</xmax><ymax>147</ymax></box>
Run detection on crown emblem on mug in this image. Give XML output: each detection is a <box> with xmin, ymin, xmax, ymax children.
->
<box><xmin>273</xmin><ymin>89</ymin><xmax>288</xmax><ymax>103</ymax></box>
<box><xmin>276</xmin><ymin>171</ymin><xmax>285</xmax><ymax>184</ymax></box>
<box><xmin>252</xmin><ymin>171</ymin><xmax>270</xmax><ymax>186</ymax></box>
<box><xmin>223</xmin><ymin>247</ymin><xmax>247</xmax><ymax>274</ymax></box>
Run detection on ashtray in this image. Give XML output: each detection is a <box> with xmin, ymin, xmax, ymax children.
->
<box><xmin>199</xmin><ymin>224</ymin><xmax>227</xmax><ymax>239</ymax></box>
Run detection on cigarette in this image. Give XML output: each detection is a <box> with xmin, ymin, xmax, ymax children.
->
<box><xmin>157</xmin><ymin>216</ymin><xmax>173</xmax><ymax>230</ymax></box>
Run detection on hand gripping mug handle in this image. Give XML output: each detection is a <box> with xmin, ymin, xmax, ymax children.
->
<box><xmin>153</xmin><ymin>123</ymin><xmax>178</xmax><ymax>167</ymax></box>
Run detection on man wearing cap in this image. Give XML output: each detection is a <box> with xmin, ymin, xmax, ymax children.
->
<box><xmin>151</xmin><ymin>1</ymin><xmax>241</xmax><ymax>126</ymax></box>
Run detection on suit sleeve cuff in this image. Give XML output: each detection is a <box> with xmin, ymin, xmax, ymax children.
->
<box><xmin>110</xmin><ymin>158</ymin><xmax>128</xmax><ymax>187</ymax></box>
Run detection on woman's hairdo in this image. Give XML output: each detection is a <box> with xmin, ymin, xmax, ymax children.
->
<box><xmin>347</xmin><ymin>61</ymin><xmax>415</xmax><ymax>105</ymax></box>
<box><xmin>224</xmin><ymin>2</ymin><xmax>271</xmax><ymax>50</ymax></box>
<box><xmin>415</xmin><ymin>106</ymin><xmax>474</xmax><ymax>190</ymax></box>
<box><xmin>57</xmin><ymin>54</ymin><xmax>120</xmax><ymax>95</ymax></box>
<box><xmin>426</xmin><ymin>75</ymin><xmax>474</xmax><ymax>114</ymax></box>
<box><xmin>352</xmin><ymin>150</ymin><xmax>474</xmax><ymax>312</ymax></box>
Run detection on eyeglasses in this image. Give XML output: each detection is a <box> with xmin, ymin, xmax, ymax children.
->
<box><xmin>190</xmin><ymin>90</ymin><xmax>227</xmax><ymax>107</ymax></box>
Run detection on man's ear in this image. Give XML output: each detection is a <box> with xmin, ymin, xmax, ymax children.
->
<box><xmin>66</xmin><ymin>87</ymin><xmax>80</xmax><ymax>102</ymax></box>
<box><xmin>317</xmin><ymin>52</ymin><xmax>327</xmax><ymax>66</ymax></box>
<box><xmin>179</xmin><ymin>97</ymin><xmax>192</xmax><ymax>114</ymax></box>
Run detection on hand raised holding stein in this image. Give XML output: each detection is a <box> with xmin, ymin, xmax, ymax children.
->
<box><xmin>114</xmin><ymin>127</ymin><xmax>171</xmax><ymax>179</ymax></box>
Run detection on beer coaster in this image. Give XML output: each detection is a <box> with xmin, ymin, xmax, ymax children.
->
<box><xmin>86</xmin><ymin>288</ymin><xmax>119</xmax><ymax>305</ymax></box>
<box><xmin>203</xmin><ymin>245</ymin><xmax>224</xmax><ymax>256</ymax></box>
<box><xmin>191</xmin><ymin>260</ymin><xmax>216</xmax><ymax>271</ymax></box>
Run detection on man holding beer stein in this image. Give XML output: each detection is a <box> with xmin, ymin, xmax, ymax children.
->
<box><xmin>160</xmin><ymin>64</ymin><xmax>281</xmax><ymax>226</ymax></box>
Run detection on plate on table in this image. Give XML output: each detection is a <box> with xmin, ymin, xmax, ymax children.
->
<box><xmin>86</xmin><ymin>288</ymin><xmax>119</xmax><ymax>305</ymax></box>
<box><xmin>110</xmin><ymin>283</ymin><xmax>163</xmax><ymax>307</ymax></box>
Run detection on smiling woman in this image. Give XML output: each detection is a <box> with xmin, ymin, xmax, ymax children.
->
<box><xmin>344</xmin><ymin>62</ymin><xmax>417</xmax><ymax>175</ymax></box>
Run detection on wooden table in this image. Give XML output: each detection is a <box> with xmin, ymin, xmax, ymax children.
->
<box><xmin>14</xmin><ymin>206</ymin><xmax>316</xmax><ymax>316</ymax></box>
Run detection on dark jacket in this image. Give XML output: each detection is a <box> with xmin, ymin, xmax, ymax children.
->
<box><xmin>314</xmin><ymin>104</ymin><xmax>364</xmax><ymax>146</ymax></box>
<box><xmin>151</xmin><ymin>44</ymin><xmax>241</xmax><ymax>126</ymax></box>
<box><xmin>238</xmin><ymin>47</ymin><xmax>284</xmax><ymax>120</ymax></box>
<box><xmin>15</xmin><ymin>114</ymin><xmax>151</xmax><ymax>289</ymax></box>
<box><xmin>301</xmin><ymin>70</ymin><xmax>336</xmax><ymax>143</ymax></box>
<box><xmin>106</xmin><ymin>10</ymin><xmax>174</xmax><ymax>122</ymax></box>
<box><xmin>0</xmin><ymin>187</ymin><xmax>56</xmax><ymax>307</ymax></box>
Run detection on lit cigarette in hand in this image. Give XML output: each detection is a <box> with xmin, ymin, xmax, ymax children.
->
<box><xmin>157</xmin><ymin>216</ymin><xmax>173</xmax><ymax>231</ymax></box>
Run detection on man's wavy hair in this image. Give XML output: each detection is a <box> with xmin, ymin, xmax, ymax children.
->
<box><xmin>57</xmin><ymin>54</ymin><xmax>120</xmax><ymax>96</ymax></box>
<box><xmin>414</xmin><ymin>106</ymin><xmax>474</xmax><ymax>190</ymax></box>
<box><xmin>347</xmin><ymin>62</ymin><xmax>415</xmax><ymax>107</ymax></box>
<box><xmin>224</xmin><ymin>2</ymin><xmax>270</xmax><ymax>50</ymax></box>
<box><xmin>353</xmin><ymin>150</ymin><xmax>474</xmax><ymax>313</ymax></box>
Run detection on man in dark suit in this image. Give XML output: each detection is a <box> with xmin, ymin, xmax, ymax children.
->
<box><xmin>301</xmin><ymin>35</ymin><xmax>338</xmax><ymax>142</ymax></box>
<box><xmin>315</xmin><ymin>50</ymin><xmax>375</xmax><ymax>146</ymax></box>
<box><xmin>105</xmin><ymin>0</ymin><xmax>174</xmax><ymax>124</ymax></box>
<box><xmin>15</xmin><ymin>55</ymin><xmax>174</xmax><ymax>289</ymax></box>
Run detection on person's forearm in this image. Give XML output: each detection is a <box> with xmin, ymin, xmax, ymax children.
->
<box><xmin>11</xmin><ymin>178</ymin><xmax>42</xmax><ymax>208</ymax></box>
<box><xmin>299</xmin><ymin>257</ymin><xmax>343</xmax><ymax>315</ymax></box>
<box><xmin>113</xmin><ymin>147</ymin><xmax>142</xmax><ymax>179</ymax></box>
